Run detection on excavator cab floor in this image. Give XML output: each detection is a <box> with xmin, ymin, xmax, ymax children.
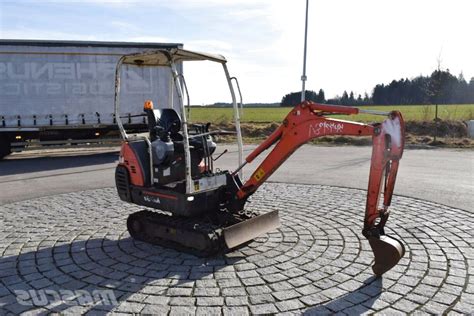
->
<box><xmin>368</xmin><ymin>235</ymin><xmax>405</xmax><ymax>276</ymax></box>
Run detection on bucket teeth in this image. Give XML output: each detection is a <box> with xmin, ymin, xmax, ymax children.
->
<box><xmin>368</xmin><ymin>235</ymin><xmax>406</xmax><ymax>276</ymax></box>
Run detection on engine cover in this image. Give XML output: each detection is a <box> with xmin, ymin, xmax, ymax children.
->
<box><xmin>151</xmin><ymin>138</ymin><xmax>174</xmax><ymax>165</ymax></box>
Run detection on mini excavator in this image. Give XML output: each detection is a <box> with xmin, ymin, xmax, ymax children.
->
<box><xmin>114</xmin><ymin>48</ymin><xmax>405</xmax><ymax>276</ymax></box>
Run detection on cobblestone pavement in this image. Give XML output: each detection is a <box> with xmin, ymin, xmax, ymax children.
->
<box><xmin>0</xmin><ymin>183</ymin><xmax>473</xmax><ymax>315</ymax></box>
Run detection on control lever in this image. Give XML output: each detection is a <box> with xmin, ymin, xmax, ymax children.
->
<box><xmin>212</xmin><ymin>149</ymin><xmax>228</xmax><ymax>161</ymax></box>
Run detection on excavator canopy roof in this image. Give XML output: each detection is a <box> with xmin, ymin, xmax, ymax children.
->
<box><xmin>121</xmin><ymin>48</ymin><xmax>227</xmax><ymax>66</ymax></box>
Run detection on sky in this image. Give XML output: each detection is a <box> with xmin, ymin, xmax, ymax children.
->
<box><xmin>1</xmin><ymin>0</ymin><xmax>474</xmax><ymax>104</ymax></box>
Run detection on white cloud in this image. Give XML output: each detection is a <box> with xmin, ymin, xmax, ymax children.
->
<box><xmin>186</xmin><ymin>40</ymin><xmax>232</xmax><ymax>54</ymax></box>
<box><xmin>128</xmin><ymin>36</ymin><xmax>172</xmax><ymax>43</ymax></box>
<box><xmin>108</xmin><ymin>21</ymin><xmax>141</xmax><ymax>33</ymax></box>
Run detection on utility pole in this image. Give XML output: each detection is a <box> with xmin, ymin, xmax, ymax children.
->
<box><xmin>434</xmin><ymin>55</ymin><xmax>442</xmax><ymax>143</ymax></box>
<box><xmin>301</xmin><ymin>0</ymin><xmax>309</xmax><ymax>102</ymax></box>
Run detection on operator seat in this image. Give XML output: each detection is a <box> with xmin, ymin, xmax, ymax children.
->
<box><xmin>143</xmin><ymin>106</ymin><xmax>218</xmax><ymax>186</ymax></box>
<box><xmin>146</xmin><ymin>108</ymin><xmax>182</xmax><ymax>142</ymax></box>
<box><xmin>144</xmin><ymin>107</ymin><xmax>216</xmax><ymax>156</ymax></box>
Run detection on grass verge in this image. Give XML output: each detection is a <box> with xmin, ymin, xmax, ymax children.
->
<box><xmin>209</xmin><ymin>121</ymin><xmax>473</xmax><ymax>148</ymax></box>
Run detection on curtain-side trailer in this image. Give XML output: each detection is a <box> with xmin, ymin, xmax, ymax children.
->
<box><xmin>0</xmin><ymin>39</ymin><xmax>182</xmax><ymax>159</ymax></box>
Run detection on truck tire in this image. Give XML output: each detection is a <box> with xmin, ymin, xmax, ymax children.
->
<box><xmin>0</xmin><ymin>137</ymin><xmax>12</xmax><ymax>160</ymax></box>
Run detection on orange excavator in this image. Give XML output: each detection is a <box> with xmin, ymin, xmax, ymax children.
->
<box><xmin>114</xmin><ymin>48</ymin><xmax>405</xmax><ymax>276</ymax></box>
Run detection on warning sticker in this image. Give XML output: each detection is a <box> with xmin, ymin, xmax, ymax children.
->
<box><xmin>253</xmin><ymin>168</ymin><xmax>266</xmax><ymax>182</ymax></box>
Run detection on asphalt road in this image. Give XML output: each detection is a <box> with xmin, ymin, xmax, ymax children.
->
<box><xmin>0</xmin><ymin>145</ymin><xmax>472</xmax><ymax>211</ymax></box>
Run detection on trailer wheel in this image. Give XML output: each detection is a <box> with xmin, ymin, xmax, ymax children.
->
<box><xmin>0</xmin><ymin>136</ymin><xmax>12</xmax><ymax>160</ymax></box>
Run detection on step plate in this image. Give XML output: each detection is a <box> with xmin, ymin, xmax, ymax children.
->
<box><xmin>223</xmin><ymin>210</ymin><xmax>280</xmax><ymax>249</ymax></box>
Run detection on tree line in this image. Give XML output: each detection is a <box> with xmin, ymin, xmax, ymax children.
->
<box><xmin>281</xmin><ymin>69</ymin><xmax>474</xmax><ymax>106</ymax></box>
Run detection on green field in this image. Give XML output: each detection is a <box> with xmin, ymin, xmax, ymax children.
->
<box><xmin>189</xmin><ymin>104</ymin><xmax>474</xmax><ymax>124</ymax></box>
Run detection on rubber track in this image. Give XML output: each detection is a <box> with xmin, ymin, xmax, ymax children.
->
<box><xmin>127</xmin><ymin>210</ymin><xmax>226</xmax><ymax>257</ymax></box>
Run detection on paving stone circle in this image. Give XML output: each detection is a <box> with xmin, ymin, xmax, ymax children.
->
<box><xmin>0</xmin><ymin>183</ymin><xmax>473</xmax><ymax>315</ymax></box>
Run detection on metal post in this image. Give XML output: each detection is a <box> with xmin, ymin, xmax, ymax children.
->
<box><xmin>170</xmin><ymin>62</ymin><xmax>193</xmax><ymax>194</ymax></box>
<box><xmin>114</xmin><ymin>56</ymin><xmax>127</xmax><ymax>140</ymax></box>
<box><xmin>169</xmin><ymin>73</ymin><xmax>174</xmax><ymax>110</ymax></box>
<box><xmin>434</xmin><ymin>104</ymin><xmax>439</xmax><ymax>142</ymax></box>
<box><xmin>223</xmin><ymin>64</ymin><xmax>244</xmax><ymax>179</ymax></box>
<box><xmin>301</xmin><ymin>0</ymin><xmax>309</xmax><ymax>102</ymax></box>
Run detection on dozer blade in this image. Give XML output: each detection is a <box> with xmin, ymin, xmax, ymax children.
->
<box><xmin>368</xmin><ymin>235</ymin><xmax>406</xmax><ymax>276</ymax></box>
<box><xmin>224</xmin><ymin>210</ymin><xmax>280</xmax><ymax>249</ymax></box>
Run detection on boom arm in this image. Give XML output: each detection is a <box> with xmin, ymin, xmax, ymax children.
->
<box><xmin>233</xmin><ymin>101</ymin><xmax>405</xmax><ymax>275</ymax></box>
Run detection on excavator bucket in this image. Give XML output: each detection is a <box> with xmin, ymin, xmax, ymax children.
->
<box><xmin>223</xmin><ymin>210</ymin><xmax>280</xmax><ymax>249</ymax></box>
<box><xmin>368</xmin><ymin>235</ymin><xmax>405</xmax><ymax>276</ymax></box>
